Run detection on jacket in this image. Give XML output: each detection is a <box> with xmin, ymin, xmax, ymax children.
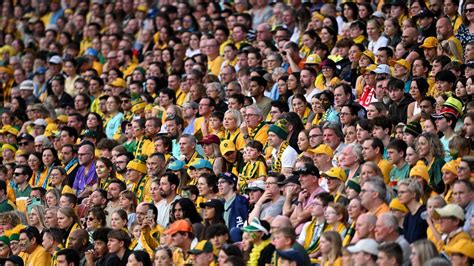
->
<box><xmin>388</xmin><ymin>95</ymin><xmax>414</xmax><ymax>126</ymax></box>
<box><xmin>227</xmin><ymin>195</ymin><xmax>249</xmax><ymax>230</ymax></box>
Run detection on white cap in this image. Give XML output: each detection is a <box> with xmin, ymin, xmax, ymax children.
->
<box><xmin>347</xmin><ymin>238</ymin><xmax>379</xmax><ymax>256</ymax></box>
<box><xmin>373</xmin><ymin>64</ymin><xmax>391</xmax><ymax>75</ymax></box>
<box><xmin>33</xmin><ymin>118</ymin><xmax>47</xmax><ymax>127</ymax></box>
<box><xmin>246</xmin><ymin>180</ymin><xmax>265</xmax><ymax>191</ymax></box>
<box><xmin>49</xmin><ymin>55</ymin><xmax>62</xmax><ymax>64</ymax></box>
<box><xmin>19</xmin><ymin>80</ymin><xmax>34</xmax><ymax>91</ymax></box>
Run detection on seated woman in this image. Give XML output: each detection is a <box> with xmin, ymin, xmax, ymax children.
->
<box><xmin>57</xmin><ymin>207</ymin><xmax>81</xmax><ymax>247</ymax></box>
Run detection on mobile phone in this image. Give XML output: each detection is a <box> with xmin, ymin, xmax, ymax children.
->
<box><xmin>147</xmin><ymin>209</ymin><xmax>154</xmax><ymax>219</ymax></box>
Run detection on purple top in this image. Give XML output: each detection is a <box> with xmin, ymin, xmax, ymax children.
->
<box><xmin>72</xmin><ymin>161</ymin><xmax>97</xmax><ymax>194</ymax></box>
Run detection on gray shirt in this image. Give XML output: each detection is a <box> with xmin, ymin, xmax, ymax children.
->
<box><xmin>260</xmin><ymin>196</ymin><xmax>285</xmax><ymax>220</ymax></box>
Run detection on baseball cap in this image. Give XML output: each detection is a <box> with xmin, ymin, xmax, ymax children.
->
<box><xmin>361</xmin><ymin>50</ymin><xmax>375</xmax><ymax>63</ymax></box>
<box><xmin>431</xmin><ymin>107</ymin><xmax>458</xmax><ymax>119</ymax></box>
<box><xmin>305</xmin><ymin>54</ymin><xmax>321</xmax><ymax>65</ymax></box>
<box><xmin>293</xmin><ymin>163</ymin><xmax>320</xmax><ymax>177</ymax></box>
<box><xmin>19</xmin><ymin>80</ymin><xmax>34</xmax><ymax>91</ymax></box>
<box><xmin>198</xmin><ymin>134</ymin><xmax>220</xmax><ymax>145</ymax></box>
<box><xmin>371</xmin><ymin>11</ymin><xmax>385</xmax><ymax>19</ymax></box>
<box><xmin>34</xmin><ymin>67</ymin><xmax>47</xmax><ymax>76</ymax></box>
<box><xmin>218</xmin><ymin>172</ymin><xmax>238</xmax><ymax>185</ymax></box>
<box><xmin>390</xmin><ymin>59</ymin><xmax>411</xmax><ymax>70</ymax></box>
<box><xmin>245</xmin><ymin>180</ymin><xmax>266</xmax><ymax>192</ymax></box>
<box><xmin>322</xmin><ymin>167</ymin><xmax>347</xmax><ymax>182</ymax></box>
<box><xmin>276</xmin><ymin>249</ymin><xmax>305</xmax><ymax>265</ymax></box>
<box><xmin>33</xmin><ymin>118</ymin><xmax>47</xmax><ymax>127</ymax></box>
<box><xmin>445</xmin><ymin>239</ymin><xmax>474</xmax><ymax>258</ymax></box>
<box><xmin>49</xmin><ymin>55</ymin><xmax>62</xmax><ymax>65</ymax></box>
<box><xmin>373</xmin><ymin>64</ymin><xmax>391</xmax><ymax>75</ymax></box>
<box><xmin>347</xmin><ymin>238</ymin><xmax>379</xmax><ymax>256</ymax></box>
<box><xmin>414</xmin><ymin>9</ymin><xmax>435</xmax><ymax>19</ymax></box>
<box><xmin>277</xmin><ymin>175</ymin><xmax>301</xmax><ymax>186</ymax></box>
<box><xmin>165</xmin><ymin>219</ymin><xmax>193</xmax><ymax>235</ymax></box>
<box><xmin>220</xmin><ymin>139</ymin><xmax>236</xmax><ymax>155</ymax></box>
<box><xmin>242</xmin><ymin>218</ymin><xmax>269</xmax><ymax>235</ymax></box>
<box><xmin>199</xmin><ymin>199</ymin><xmax>224</xmax><ymax>213</ymax></box>
<box><xmin>360</xmin><ymin>64</ymin><xmax>377</xmax><ymax>75</ymax></box>
<box><xmin>188</xmin><ymin>240</ymin><xmax>214</xmax><ymax>255</ymax></box>
<box><xmin>433</xmin><ymin>204</ymin><xmax>465</xmax><ymax>220</ymax></box>
<box><xmin>420</xmin><ymin>37</ymin><xmax>438</xmax><ymax>49</ymax></box>
<box><xmin>167</xmin><ymin>160</ymin><xmax>185</xmax><ymax>171</ymax></box>
<box><xmin>17</xmin><ymin>133</ymin><xmax>34</xmax><ymax>142</ymax></box>
<box><xmin>189</xmin><ymin>159</ymin><xmax>213</xmax><ymax>170</ymax></box>
<box><xmin>310</xmin><ymin>144</ymin><xmax>334</xmax><ymax>157</ymax></box>
<box><xmin>81</xmin><ymin>129</ymin><xmax>98</xmax><ymax>139</ymax></box>
<box><xmin>110</xmin><ymin>78</ymin><xmax>126</xmax><ymax>88</ymax></box>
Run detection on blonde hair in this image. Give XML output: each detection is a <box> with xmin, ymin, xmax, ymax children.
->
<box><xmin>321</xmin><ymin>231</ymin><xmax>342</xmax><ymax>264</ymax></box>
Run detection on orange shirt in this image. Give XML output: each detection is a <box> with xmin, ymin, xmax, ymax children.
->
<box><xmin>372</xmin><ymin>203</ymin><xmax>390</xmax><ymax>218</ymax></box>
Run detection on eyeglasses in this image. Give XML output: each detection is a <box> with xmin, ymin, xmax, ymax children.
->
<box><xmin>87</xmin><ymin>217</ymin><xmax>96</xmax><ymax>221</ymax></box>
<box><xmin>19</xmin><ymin>142</ymin><xmax>29</xmax><ymax>146</ymax></box>
<box><xmin>244</xmin><ymin>113</ymin><xmax>259</xmax><ymax>117</ymax></box>
<box><xmin>13</xmin><ymin>172</ymin><xmax>24</xmax><ymax>176</ymax></box>
<box><xmin>466</xmin><ymin>8</ymin><xmax>474</xmax><ymax>12</ymax></box>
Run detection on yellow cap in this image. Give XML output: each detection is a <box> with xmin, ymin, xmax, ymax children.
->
<box><xmin>361</xmin><ymin>64</ymin><xmax>378</xmax><ymax>74</ymax></box>
<box><xmin>445</xmin><ymin>239</ymin><xmax>474</xmax><ymax>258</ymax></box>
<box><xmin>322</xmin><ymin>167</ymin><xmax>347</xmax><ymax>182</ymax></box>
<box><xmin>409</xmin><ymin>161</ymin><xmax>429</xmax><ymax>182</ymax></box>
<box><xmin>311</xmin><ymin>144</ymin><xmax>334</xmax><ymax>157</ymax></box>
<box><xmin>390</xmin><ymin>59</ymin><xmax>411</xmax><ymax>70</ymax></box>
<box><xmin>389</xmin><ymin>198</ymin><xmax>409</xmax><ymax>213</ymax></box>
<box><xmin>5</xmin><ymin>126</ymin><xmax>18</xmax><ymax>136</ymax></box>
<box><xmin>2</xmin><ymin>144</ymin><xmax>17</xmax><ymax>153</ymax></box>
<box><xmin>361</xmin><ymin>50</ymin><xmax>375</xmax><ymax>63</ymax></box>
<box><xmin>56</xmin><ymin>115</ymin><xmax>68</xmax><ymax>123</ymax></box>
<box><xmin>305</xmin><ymin>54</ymin><xmax>321</xmax><ymax>65</ymax></box>
<box><xmin>127</xmin><ymin>159</ymin><xmax>147</xmax><ymax>174</ymax></box>
<box><xmin>220</xmin><ymin>140</ymin><xmax>236</xmax><ymax>155</ymax></box>
<box><xmin>311</xmin><ymin>12</ymin><xmax>325</xmax><ymax>22</ymax></box>
<box><xmin>44</xmin><ymin>123</ymin><xmax>58</xmax><ymax>137</ymax></box>
<box><xmin>110</xmin><ymin>78</ymin><xmax>126</xmax><ymax>88</ymax></box>
<box><xmin>420</xmin><ymin>37</ymin><xmax>439</xmax><ymax>49</ymax></box>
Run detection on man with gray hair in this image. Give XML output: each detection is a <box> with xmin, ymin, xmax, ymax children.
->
<box><xmin>375</xmin><ymin>212</ymin><xmax>411</xmax><ymax>265</ymax></box>
<box><xmin>240</xmin><ymin>105</ymin><xmax>269</xmax><ymax>146</ymax></box>
<box><xmin>360</xmin><ymin>177</ymin><xmax>389</xmax><ymax>218</ymax></box>
<box><xmin>183</xmin><ymin>101</ymin><xmax>199</xmax><ymax>134</ymax></box>
<box><xmin>322</xmin><ymin>122</ymin><xmax>345</xmax><ymax>166</ymax></box>
<box><xmin>179</xmin><ymin>134</ymin><xmax>202</xmax><ymax>168</ymax></box>
<box><xmin>339</xmin><ymin>143</ymin><xmax>363</xmax><ymax>180</ymax></box>
<box><xmin>256</xmin><ymin>23</ymin><xmax>273</xmax><ymax>42</ymax></box>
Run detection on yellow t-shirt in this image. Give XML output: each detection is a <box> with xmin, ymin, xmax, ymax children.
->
<box><xmin>378</xmin><ymin>159</ymin><xmax>393</xmax><ymax>184</ymax></box>
<box><xmin>25</xmin><ymin>246</ymin><xmax>51</xmax><ymax>266</ymax></box>
<box><xmin>208</xmin><ymin>56</ymin><xmax>224</xmax><ymax>76</ymax></box>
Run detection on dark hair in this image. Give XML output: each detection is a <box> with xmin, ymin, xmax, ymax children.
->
<box><xmin>159</xmin><ymin>88</ymin><xmax>177</xmax><ymax>104</ymax></box>
<box><xmin>367</xmin><ymin>137</ymin><xmax>385</xmax><ymax>155</ymax></box>
<box><xmin>388</xmin><ymin>78</ymin><xmax>405</xmax><ymax>91</ymax></box>
<box><xmin>372</xmin><ymin>116</ymin><xmax>392</xmax><ymax>132</ymax></box>
<box><xmin>379</xmin><ymin>242</ymin><xmax>403</xmax><ymax>266</ymax></box>
<box><xmin>56</xmin><ymin>248</ymin><xmax>80</xmax><ymax>266</ymax></box>
<box><xmin>88</xmin><ymin>207</ymin><xmax>106</xmax><ymax>227</ymax></box>
<box><xmin>205</xmin><ymin>223</ymin><xmax>230</xmax><ymax>239</ymax></box>
<box><xmin>14</xmin><ymin>164</ymin><xmax>33</xmax><ymax>178</ymax></box>
<box><xmin>43</xmin><ymin>228</ymin><xmax>63</xmax><ymax>244</ymax></box>
<box><xmin>131</xmin><ymin>250</ymin><xmax>152</xmax><ymax>266</ymax></box>
<box><xmin>162</xmin><ymin>172</ymin><xmax>180</xmax><ymax>190</ymax></box>
<box><xmin>61</xmin><ymin>126</ymin><xmax>79</xmax><ymax>141</ymax></box>
<box><xmin>92</xmin><ymin>227</ymin><xmax>112</xmax><ymax>243</ymax></box>
<box><xmin>387</xmin><ymin>139</ymin><xmax>408</xmax><ymax>155</ymax></box>
<box><xmin>411</xmin><ymin>77</ymin><xmax>429</xmax><ymax>97</ymax></box>
<box><xmin>315</xmin><ymin>192</ymin><xmax>334</xmax><ymax>206</ymax></box>
<box><xmin>171</xmin><ymin>198</ymin><xmax>202</xmax><ymax>224</ymax></box>
<box><xmin>107</xmin><ymin>229</ymin><xmax>132</xmax><ymax>247</ymax></box>
<box><xmin>198</xmin><ymin>173</ymin><xmax>218</xmax><ymax>194</ymax></box>
<box><xmin>20</xmin><ymin>226</ymin><xmax>41</xmax><ymax>245</ymax></box>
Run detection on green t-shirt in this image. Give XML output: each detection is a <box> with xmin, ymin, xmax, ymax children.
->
<box><xmin>13</xmin><ymin>184</ymin><xmax>32</xmax><ymax>198</ymax></box>
<box><xmin>389</xmin><ymin>163</ymin><xmax>410</xmax><ymax>190</ymax></box>
<box><xmin>0</xmin><ymin>199</ymin><xmax>15</xmax><ymax>213</ymax></box>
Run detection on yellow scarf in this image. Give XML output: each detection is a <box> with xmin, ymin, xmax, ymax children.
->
<box><xmin>271</xmin><ymin>141</ymin><xmax>289</xmax><ymax>173</ymax></box>
<box><xmin>248</xmin><ymin>238</ymin><xmax>271</xmax><ymax>266</ymax></box>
